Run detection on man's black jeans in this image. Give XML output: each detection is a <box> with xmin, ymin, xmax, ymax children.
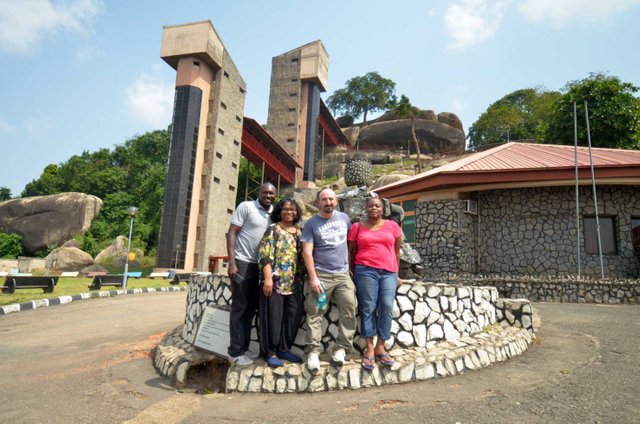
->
<box><xmin>228</xmin><ymin>260</ymin><xmax>260</xmax><ymax>357</ymax></box>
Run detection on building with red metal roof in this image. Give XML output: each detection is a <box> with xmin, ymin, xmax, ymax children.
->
<box><xmin>374</xmin><ymin>142</ymin><xmax>640</xmax><ymax>278</ymax></box>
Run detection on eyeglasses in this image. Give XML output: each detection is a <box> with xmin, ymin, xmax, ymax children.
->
<box><xmin>281</xmin><ymin>209</ymin><xmax>297</xmax><ymax>213</ymax></box>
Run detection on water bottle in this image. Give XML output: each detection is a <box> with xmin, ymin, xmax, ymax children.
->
<box><xmin>316</xmin><ymin>281</ymin><xmax>327</xmax><ymax>309</ymax></box>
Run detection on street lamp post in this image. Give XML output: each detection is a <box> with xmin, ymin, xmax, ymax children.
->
<box><xmin>122</xmin><ymin>206</ymin><xmax>139</xmax><ymax>289</ymax></box>
<box><xmin>174</xmin><ymin>244</ymin><xmax>181</xmax><ymax>269</ymax></box>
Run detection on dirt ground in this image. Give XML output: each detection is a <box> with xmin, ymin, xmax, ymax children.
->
<box><xmin>1</xmin><ymin>293</ymin><xmax>639</xmax><ymax>423</ymax></box>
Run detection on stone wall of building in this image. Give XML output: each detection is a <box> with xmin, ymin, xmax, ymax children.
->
<box><xmin>446</xmin><ymin>275</ymin><xmax>640</xmax><ymax>304</ymax></box>
<box><xmin>415</xmin><ymin>199</ymin><xmax>476</xmax><ymax>276</ymax></box>
<box><xmin>478</xmin><ymin>186</ymin><xmax>640</xmax><ymax>278</ymax></box>
<box><xmin>266</xmin><ymin>49</ymin><xmax>302</xmax><ymax>159</ymax></box>
<box><xmin>197</xmin><ymin>51</ymin><xmax>247</xmax><ymax>269</ymax></box>
<box><xmin>414</xmin><ymin>186</ymin><xmax>640</xmax><ymax>278</ymax></box>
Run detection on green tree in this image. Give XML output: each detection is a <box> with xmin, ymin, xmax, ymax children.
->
<box><xmin>545</xmin><ymin>73</ymin><xmax>640</xmax><ymax>149</ymax></box>
<box><xmin>468</xmin><ymin>88</ymin><xmax>560</xmax><ymax>151</ymax></box>
<box><xmin>22</xmin><ymin>164</ymin><xmax>63</xmax><ymax>196</ymax></box>
<box><xmin>22</xmin><ymin>129</ymin><xmax>170</xmax><ymax>255</ymax></box>
<box><xmin>388</xmin><ymin>94</ymin><xmax>424</xmax><ymax>172</ymax></box>
<box><xmin>0</xmin><ymin>233</ymin><xmax>24</xmax><ymax>258</ymax></box>
<box><xmin>0</xmin><ymin>186</ymin><xmax>11</xmax><ymax>201</ymax></box>
<box><xmin>327</xmin><ymin>72</ymin><xmax>396</xmax><ymax>124</ymax></box>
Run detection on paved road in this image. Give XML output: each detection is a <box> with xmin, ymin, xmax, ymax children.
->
<box><xmin>1</xmin><ymin>293</ymin><xmax>639</xmax><ymax>423</ymax></box>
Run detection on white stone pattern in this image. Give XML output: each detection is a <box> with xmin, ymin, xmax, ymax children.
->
<box><xmin>182</xmin><ymin>276</ymin><xmax>503</xmax><ymax>352</ymax></box>
<box><xmin>223</xmin><ymin>325</ymin><xmax>533</xmax><ymax>393</ymax></box>
<box><xmin>154</xmin><ymin>275</ymin><xmax>536</xmax><ymax>390</ymax></box>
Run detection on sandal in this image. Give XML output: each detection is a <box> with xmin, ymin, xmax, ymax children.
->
<box><xmin>361</xmin><ymin>356</ymin><xmax>376</xmax><ymax>370</ymax></box>
<box><xmin>375</xmin><ymin>353</ymin><xmax>395</xmax><ymax>366</ymax></box>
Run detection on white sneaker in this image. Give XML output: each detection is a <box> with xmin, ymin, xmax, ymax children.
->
<box><xmin>229</xmin><ymin>354</ymin><xmax>254</xmax><ymax>366</ymax></box>
<box><xmin>331</xmin><ymin>348</ymin><xmax>346</xmax><ymax>366</ymax></box>
<box><xmin>307</xmin><ymin>352</ymin><xmax>320</xmax><ymax>373</ymax></box>
<box><xmin>244</xmin><ymin>350</ymin><xmax>259</xmax><ymax>360</ymax></box>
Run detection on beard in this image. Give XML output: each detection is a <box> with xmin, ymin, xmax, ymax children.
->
<box><xmin>323</xmin><ymin>204</ymin><xmax>334</xmax><ymax>213</ymax></box>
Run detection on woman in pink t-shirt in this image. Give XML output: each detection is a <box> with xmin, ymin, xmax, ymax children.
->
<box><xmin>348</xmin><ymin>197</ymin><xmax>403</xmax><ymax>370</ymax></box>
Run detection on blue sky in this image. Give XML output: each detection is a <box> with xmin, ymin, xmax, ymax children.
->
<box><xmin>1</xmin><ymin>0</ymin><xmax>639</xmax><ymax>196</ymax></box>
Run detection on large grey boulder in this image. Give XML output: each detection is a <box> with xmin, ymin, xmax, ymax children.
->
<box><xmin>94</xmin><ymin>236</ymin><xmax>127</xmax><ymax>263</ymax></box>
<box><xmin>45</xmin><ymin>246</ymin><xmax>94</xmax><ymax>271</ymax></box>
<box><xmin>94</xmin><ymin>235</ymin><xmax>144</xmax><ymax>264</ymax></box>
<box><xmin>357</xmin><ymin>119</ymin><xmax>465</xmax><ymax>154</ymax></box>
<box><xmin>0</xmin><ymin>192</ymin><xmax>102</xmax><ymax>254</ymax></box>
<box><xmin>370</xmin><ymin>173</ymin><xmax>411</xmax><ymax>190</ymax></box>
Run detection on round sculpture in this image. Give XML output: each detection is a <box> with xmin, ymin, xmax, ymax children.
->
<box><xmin>344</xmin><ymin>157</ymin><xmax>373</xmax><ymax>187</ymax></box>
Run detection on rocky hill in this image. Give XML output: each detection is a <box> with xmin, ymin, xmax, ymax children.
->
<box><xmin>341</xmin><ymin>110</ymin><xmax>466</xmax><ymax>154</ymax></box>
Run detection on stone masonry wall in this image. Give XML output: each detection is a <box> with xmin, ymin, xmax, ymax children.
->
<box><xmin>478</xmin><ymin>186</ymin><xmax>640</xmax><ymax>278</ymax></box>
<box><xmin>182</xmin><ymin>275</ymin><xmax>507</xmax><ymax>356</ymax></box>
<box><xmin>154</xmin><ymin>275</ymin><xmax>534</xmax><ymax>392</ymax></box>
<box><xmin>415</xmin><ymin>199</ymin><xmax>476</xmax><ymax>276</ymax></box>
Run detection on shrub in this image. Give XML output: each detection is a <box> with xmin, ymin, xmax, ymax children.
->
<box><xmin>0</xmin><ymin>233</ymin><xmax>25</xmax><ymax>258</ymax></box>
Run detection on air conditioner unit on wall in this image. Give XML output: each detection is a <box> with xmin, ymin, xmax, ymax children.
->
<box><xmin>463</xmin><ymin>199</ymin><xmax>477</xmax><ymax>215</ymax></box>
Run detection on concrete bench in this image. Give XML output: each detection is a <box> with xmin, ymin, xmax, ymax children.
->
<box><xmin>149</xmin><ymin>272</ymin><xmax>170</xmax><ymax>279</ymax></box>
<box><xmin>127</xmin><ymin>271</ymin><xmax>142</xmax><ymax>279</ymax></box>
<box><xmin>60</xmin><ymin>271</ymin><xmax>79</xmax><ymax>278</ymax></box>
<box><xmin>2</xmin><ymin>276</ymin><xmax>59</xmax><ymax>294</ymax></box>
<box><xmin>171</xmin><ymin>273</ymin><xmax>193</xmax><ymax>285</ymax></box>
<box><xmin>87</xmin><ymin>271</ymin><xmax>107</xmax><ymax>278</ymax></box>
<box><xmin>88</xmin><ymin>275</ymin><xmax>124</xmax><ymax>290</ymax></box>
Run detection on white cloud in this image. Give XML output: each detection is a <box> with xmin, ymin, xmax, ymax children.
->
<box><xmin>125</xmin><ymin>65</ymin><xmax>174</xmax><ymax>129</ymax></box>
<box><xmin>448</xmin><ymin>85</ymin><xmax>470</xmax><ymax>113</ymax></box>
<box><xmin>0</xmin><ymin>116</ymin><xmax>17</xmax><ymax>133</ymax></box>
<box><xmin>444</xmin><ymin>0</ymin><xmax>508</xmax><ymax>50</ymax></box>
<box><xmin>24</xmin><ymin>116</ymin><xmax>55</xmax><ymax>135</ymax></box>
<box><xmin>520</xmin><ymin>0</ymin><xmax>640</xmax><ymax>27</ymax></box>
<box><xmin>0</xmin><ymin>0</ymin><xmax>103</xmax><ymax>55</ymax></box>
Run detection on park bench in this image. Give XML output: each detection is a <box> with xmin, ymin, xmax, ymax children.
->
<box><xmin>127</xmin><ymin>271</ymin><xmax>142</xmax><ymax>279</ymax></box>
<box><xmin>149</xmin><ymin>272</ymin><xmax>169</xmax><ymax>279</ymax></box>
<box><xmin>87</xmin><ymin>271</ymin><xmax>107</xmax><ymax>278</ymax></box>
<box><xmin>88</xmin><ymin>275</ymin><xmax>124</xmax><ymax>290</ymax></box>
<box><xmin>171</xmin><ymin>272</ymin><xmax>193</xmax><ymax>285</ymax></box>
<box><xmin>1</xmin><ymin>276</ymin><xmax>59</xmax><ymax>294</ymax></box>
<box><xmin>0</xmin><ymin>271</ymin><xmax>8</xmax><ymax>277</ymax></box>
<box><xmin>60</xmin><ymin>271</ymin><xmax>79</xmax><ymax>278</ymax></box>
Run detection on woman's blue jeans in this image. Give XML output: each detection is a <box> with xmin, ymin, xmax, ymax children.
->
<box><xmin>353</xmin><ymin>264</ymin><xmax>397</xmax><ymax>340</ymax></box>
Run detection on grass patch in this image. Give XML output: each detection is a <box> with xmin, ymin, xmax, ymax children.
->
<box><xmin>560</xmin><ymin>368</ymin><xmax>573</xmax><ymax>375</ymax></box>
<box><xmin>0</xmin><ymin>277</ymin><xmax>186</xmax><ymax>307</ymax></box>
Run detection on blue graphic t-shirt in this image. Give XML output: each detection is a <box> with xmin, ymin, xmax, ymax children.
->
<box><xmin>301</xmin><ymin>211</ymin><xmax>351</xmax><ymax>273</ymax></box>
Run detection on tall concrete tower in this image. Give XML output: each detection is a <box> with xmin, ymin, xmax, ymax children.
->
<box><xmin>157</xmin><ymin>21</ymin><xmax>246</xmax><ymax>271</ymax></box>
<box><xmin>266</xmin><ymin>41</ymin><xmax>329</xmax><ymax>188</ymax></box>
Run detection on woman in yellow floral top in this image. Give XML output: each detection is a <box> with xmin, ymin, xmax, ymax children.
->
<box><xmin>258</xmin><ymin>198</ymin><xmax>305</xmax><ymax>368</ymax></box>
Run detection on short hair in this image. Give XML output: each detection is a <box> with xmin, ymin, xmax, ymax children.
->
<box><xmin>259</xmin><ymin>182</ymin><xmax>276</xmax><ymax>194</ymax></box>
<box><xmin>367</xmin><ymin>197</ymin><xmax>383</xmax><ymax>207</ymax></box>
<box><xmin>271</xmin><ymin>198</ymin><xmax>302</xmax><ymax>224</ymax></box>
<box><xmin>316</xmin><ymin>188</ymin><xmax>336</xmax><ymax>200</ymax></box>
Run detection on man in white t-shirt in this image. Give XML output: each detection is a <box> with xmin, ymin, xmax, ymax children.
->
<box><xmin>226</xmin><ymin>183</ymin><xmax>276</xmax><ymax>366</ymax></box>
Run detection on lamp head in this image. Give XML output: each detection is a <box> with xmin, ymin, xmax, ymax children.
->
<box><xmin>127</xmin><ymin>206</ymin><xmax>139</xmax><ymax>218</ymax></box>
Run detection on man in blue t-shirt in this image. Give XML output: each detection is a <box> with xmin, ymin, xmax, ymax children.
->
<box><xmin>226</xmin><ymin>183</ymin><xmax>276</xmax><ymax>366</ymax></box>
<box><xmin>301</xmin><ymin>188</ymin><xmax>357</xmax><ymax>373</ymax></box>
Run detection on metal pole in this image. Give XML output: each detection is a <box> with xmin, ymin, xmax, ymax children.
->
<box><xmin>584</xmin><ymin>101</ymin><xmax>605</xmax><ymax>279</ymax></box>
<box><xmin>261</xmin><ymin>161</ymin><xmax>265</xmax><ymax>184</ymax></box>
<box><xmin>174</xmin><ymin>245</ymin><xmax>180</xmax><ymax>269</ymax></box>
<box><xmin>573</xmin><ymin>102</ymin><xmax>581</xmax><ymax>278</ymax></box>
<box><xmin>244</xmin><ymin>160</ymin><xmax>250</xmax><ymax>201</ymax></box>
<box><xmin>122</xmin><ymin>216</ymin><xmax>134</xmax><ymax>288</ymax></box>
<box><xmin>320</xmin><ymin>130</ymin><xmax>325</xmax><ymax>180</ymax></box>
<box><xmin>277</xmin><ymin>174</ymin><xmax>281</xmax><ymax>195</ymax></box>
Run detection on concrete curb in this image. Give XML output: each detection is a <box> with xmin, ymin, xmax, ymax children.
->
<box><xmin>0</xmin><ymin>286</ymin><xmax>188</xmax><ymax>317</ymax></box>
